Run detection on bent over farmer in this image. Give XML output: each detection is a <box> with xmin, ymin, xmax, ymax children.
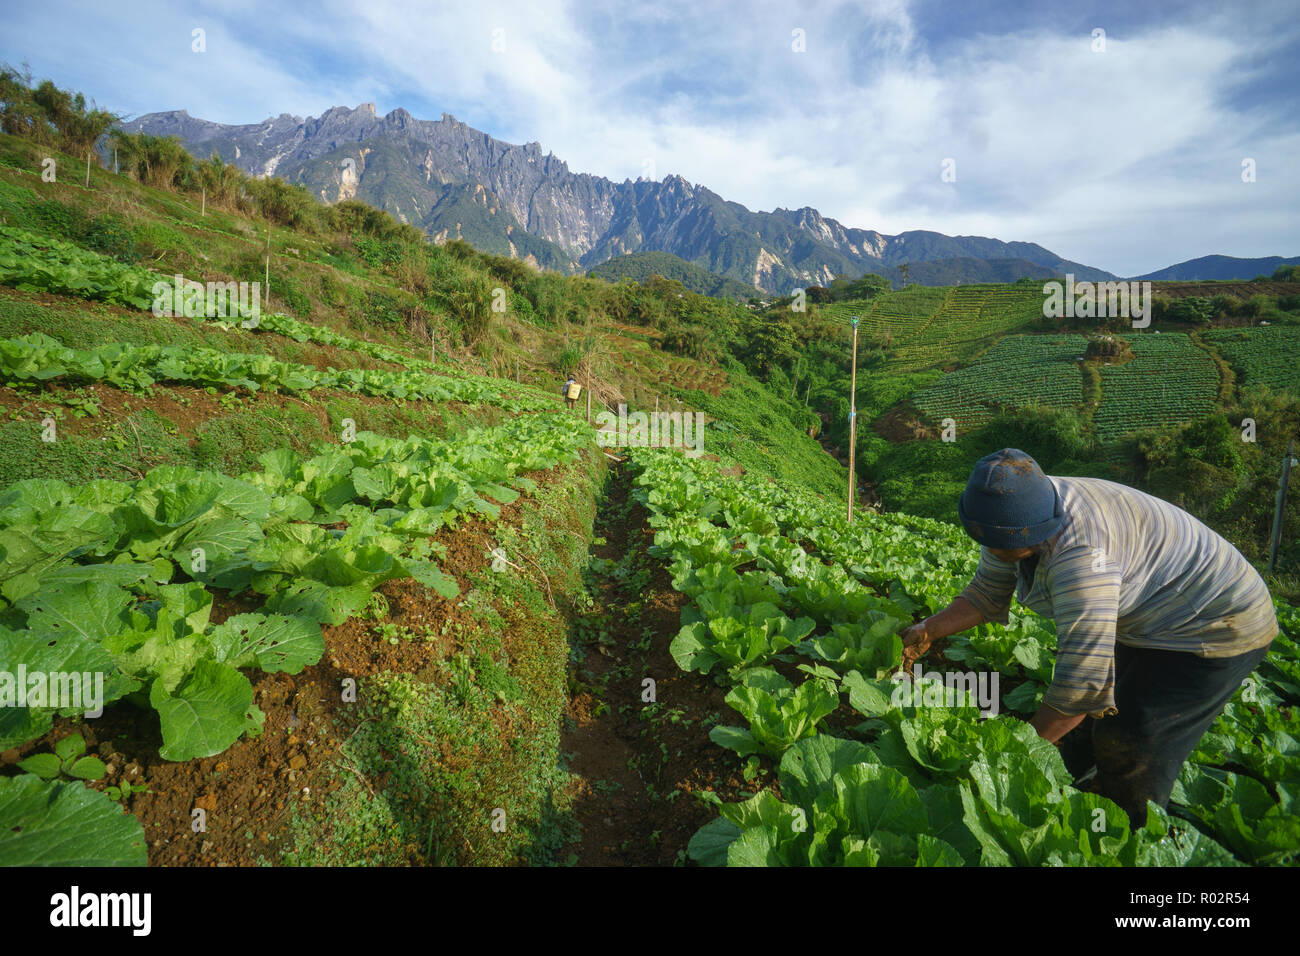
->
<box><xmin>562</xmin><ymin>374</ymin><xmax>582</xmax><ymax>412</ymax></box>
<box><xmin>902</xmin><ymin>448</ymin><xmax>1278</xmax><ymax>827</ymax></box>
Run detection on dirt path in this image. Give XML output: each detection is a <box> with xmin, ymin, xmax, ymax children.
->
<box><xmin>558</xmin><ymin>462</ymin><xmax>758</xmax><ymax>866</ymax></box>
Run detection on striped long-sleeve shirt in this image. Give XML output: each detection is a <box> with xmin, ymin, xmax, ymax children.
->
<box><xmin>958</xmin><ymin>476</ymin><xmax>1278</xmax><ymax>717</ymax></box>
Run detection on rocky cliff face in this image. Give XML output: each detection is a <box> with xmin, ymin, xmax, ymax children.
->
<box><xmin>128</xmin><ymin>105</ymin><xmax>1115</xmax><ymax>290</ymax></box>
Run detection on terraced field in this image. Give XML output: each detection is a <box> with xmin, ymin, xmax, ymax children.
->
<box><xmin>912</xmin><ymin>334</ymin><xmax>1087</xmax><ymax>431</ymax></box>
<box><xmin>819</xmin><ymin>284</ymin><xmax>1047</xmax><ymax>373</ymax></box>
<box><xmin>1203</xmin><ymin>326</ymin><xmax>1300</xmax><ymax>395</ymax></box>
<box><xmin>1093</xmin><ymin>333</ymin><xmax>1220</xmax><ymax>448</ymax></box>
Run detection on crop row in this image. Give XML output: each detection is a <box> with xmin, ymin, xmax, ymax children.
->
<box><xmin>0</xmin><ymin>224</ymin><xmax>543</xmax><ymax>398</ymax></box>
<box><xmin>628</xmin><ymin>446</ymin><xmax>1300</xmax><ymax>866</ymax></box>
<box><xmin>913</xmin><ymin>334</ymin><xmax>1087</xmax><ymax>430</ymax></box>
<box><xmin>0</xmin><ymin>412</ymin><xmax>591</xmax><ymax>864</ymax></box>
<box><xmin>1203</xmin><ymin>326</ymin><xmax>1300</xmax><ymax>396</ymax></box>
<box><xmin>1093</xmin><ymin>333</ymin><xmax>1219</xmax><ymax>445</ymax></box>
<box><xmin>0</xmin><ymin>333</ymin><xmax>551</xmax><ymax>411</ymax></box>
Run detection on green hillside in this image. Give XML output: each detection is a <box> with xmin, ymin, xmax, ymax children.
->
<box><xmin>588</xmin><ymin>250</ymin><xmax>761</xmax><ymax>301</ymax></box>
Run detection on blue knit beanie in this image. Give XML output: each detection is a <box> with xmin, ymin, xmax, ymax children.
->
<box><xmin>958</xmin><ymin>448</ymin><xmax>1063</xmax><ymax>549</ymax></box>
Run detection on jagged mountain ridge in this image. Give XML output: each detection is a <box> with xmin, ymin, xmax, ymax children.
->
<box><xmin>127</xmin><ymin>104</ymin><xmax>1117</xmax><ymax>291</ymax></box>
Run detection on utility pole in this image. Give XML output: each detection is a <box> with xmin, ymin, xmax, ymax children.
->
<box><xmin>1268</xmin><ymin>438</ymin><xmax>1297</xmax><ymax>573</ymax></box>
<box><xmin>847</xmin><ymin>315</ymin><xmax>859</xmax><ymax>522</ymax></box>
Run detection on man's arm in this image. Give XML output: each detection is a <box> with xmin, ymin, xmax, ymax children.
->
<box><xmin>1032</xmin><ymin>545</ymin><xmax>1123</xmax><ymax>737</ymax></box>
<box><xmin>900</xmin><ymin>548</ymin><xmax>1017</xmax><ymax>668</ymax></box>
<box><xmin>900</xmin><ymin>596</ymin><xmax>985</xmax><ymax>668</ymax></box>
<box><xmin>1029</xmin><ymin>703</ymin><xmax>1087</xmax><ymax>743</ymax></box>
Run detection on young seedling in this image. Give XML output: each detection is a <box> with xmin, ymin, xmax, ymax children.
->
<box><xmin>18</xmin><ymin>733</ymin><xmax>107</xmax><ymax>782</ymax></box>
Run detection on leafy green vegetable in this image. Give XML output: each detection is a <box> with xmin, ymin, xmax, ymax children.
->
<box><xmin>0</xmin><ymin>775</ymin><xmax>146</xmax><ymax>866</ymax></box>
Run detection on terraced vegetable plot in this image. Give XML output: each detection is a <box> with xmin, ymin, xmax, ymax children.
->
<box><xmin>912</xmin><ymin>334</ymin><xmax>1087</xmax><ymax>430</ymax></box>
<box><xmin>0</xmin><ymin>413</ymin><xmax>589</xmax><ymax>863</ymax></box>
<box><xmin>819</xmin><ymin>287</ymin><xmax>949</xmax><ymax>346</ymax></box>
<box><xmin>1093</xmin><ymin>333</ymin><xmax>1219</xmax><ymax>447</ymax></box>
<box><xmin>1203</xmin><ymin>326</ymin><xmax>1300</xmax><ymax>395</ymax></box>
<box><xmin>819</xmin><ymin>285</ymin><xmax>1046</xmax><ymax>372</ymax></box>
<box><xmin>629</xmin><ymin>447</ymin><xmax>1300</xmax><ymax>866</ymax></box>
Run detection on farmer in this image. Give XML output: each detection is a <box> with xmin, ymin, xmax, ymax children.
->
<box><xmin>901</xmin><ymin>448</ymin><xmax>1278</xmax><ymax>828</ymax></box>
<box><xmin>562</xmin><ymin>374</ymin><xmax>582</xmax><ymax>412</ymax></box>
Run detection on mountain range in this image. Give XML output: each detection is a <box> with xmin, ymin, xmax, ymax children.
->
<box><xmin>126</xmin><ymin>104</ymin><xmax>1293</xmax><ymax>293</ymax></box>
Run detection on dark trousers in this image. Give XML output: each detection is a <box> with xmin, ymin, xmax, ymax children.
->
<box><xmin>1062</xmin><ymin>639</ymin><xmax>1272</xmax><ymax>828</ymax></box>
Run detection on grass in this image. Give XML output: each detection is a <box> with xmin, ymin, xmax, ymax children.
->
<box><xmin>284</xmin><ymin>452</ymin><xmax>601</xmax><ymax>866</ymax></box>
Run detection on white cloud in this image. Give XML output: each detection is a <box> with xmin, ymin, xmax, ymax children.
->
<box><xmin>1</xmin><ymin>0</ymin><xmax>1295</xmax><ymax>274</ymax></box>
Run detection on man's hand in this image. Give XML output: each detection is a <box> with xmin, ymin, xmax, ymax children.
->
<box><xmin>899</xmin><ymin>621</ymin><xmax>931</xmax><ymax>672</ymax></box>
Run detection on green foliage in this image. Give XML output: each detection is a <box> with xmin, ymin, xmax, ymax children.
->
<box><xmin>0</xmin><ymin>66</ymin><xmax>119</xmax><ymax>157</ymax></box>
<box><xmin>1093</xmin><ymin>334</ymin><xmax>1218</xmax><ymax>448</ymax></box>
<box><xmin>632</xmin><ymin>445</ymin><xmax>1298</xmax><ymax>866</ymax></box>
<box><xmin>913</xmin><ymin>334</ymin><xmax>1087</xmax><ymax>432</ymax></box>
<box><xmin>0</xmin><ymin>774</ymin><xmax>146</xmax><ymax>866</ymax></box>
<box><xmin>0</xmin><ymin>225</ymin><xmax>156</xmax><ymax>307</ymax></box>
<box><xmin>735</xmin><ymin>310</ymin><xmax>799</xmax><ymax>377</ymax></box>
<box><xmin>0</xmin><ymin>414</ymin><xmax>589</xmax><ymax>763</ymax></box>
<box><xmin>588</xmin><ymin>250</ymin><xmax>759</xmax><ymax>301</ymax></box>
<box><xmin>18</xmin><ymin>733</ymin><xmax>107</xmax><ymax>781</ymax></box>
<box><xmin>1204</xmin><ymin>326</ymin><xmax>1300</xmax><ymax>395</ymax></box>
<box><xmin>826</xmin><ymin>272</ymin><xmax>891</xmax><ymax>301</ymax></box>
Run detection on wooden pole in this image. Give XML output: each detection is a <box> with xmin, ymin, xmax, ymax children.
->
<box><xmin>1268</xmin><ymin>438</ymin><xmax>1296</xmax><ymax>573</ymax></box>
<box><xmin>847</xmin><ymin>316</ymin><xmax>860</xmax><ymax>522</ymax></box>
<box><xmin>85</xmin><ymin>151</ymin><xmax>91</xmax><ymax>188</ymax></box>
<box><xmin>264</xmin><ymin>228</ymin><xmax>271</xmax><ymax>308</ymax></box>
<box><xmin>201</xmin><ymin>187</ymin><xmax>206</xmax><ymax>217</ymax></box>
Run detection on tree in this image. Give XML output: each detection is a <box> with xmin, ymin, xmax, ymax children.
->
<box><xmin>841</xmin><ymin>272</ymin><xmax>891</xmax><ymax>300</ymax></box>
<box><xmin>737</xmin><ymin>312</ymin><xmax>798</xmax><ymax>377</ymax></box>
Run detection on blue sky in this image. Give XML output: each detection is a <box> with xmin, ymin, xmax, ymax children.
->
<box><xmin>3</xmin><ymin>0</ymin><xmax>1297</xmax><ymax>276</ymax></box>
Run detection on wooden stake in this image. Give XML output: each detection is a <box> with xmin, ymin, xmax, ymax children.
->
<box><xmin>515</xmin><ymin>357</ymin><xmax>520</xmax><ymax>383</ymax></box>
<box><xmin>586</xmin><ymin>386</ymin><xmax>591</xmax><ymax>424</ymax></box>
<box><xmin>431</xmin><ymin>334</ymin><xmax>436</xmax><ymax>364</ymax></box>
<box><xmin>85</xmin><ymin>151</ymin><xmax>91</xmax><ymax>188</ymax></box>
<box><xmin>847</xmin><ymin>317</ymin><xmax>860</xmax><ymax>522</ymax></box>
<box><xmin>201</xmin><ymin>187</ymin><xmax>206</xmax><ymax>217</ymax></box>
<box><xmin>265</xmin><ymin>228</ymin><xmax>271</xmax><ymax>308</ymax></box>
